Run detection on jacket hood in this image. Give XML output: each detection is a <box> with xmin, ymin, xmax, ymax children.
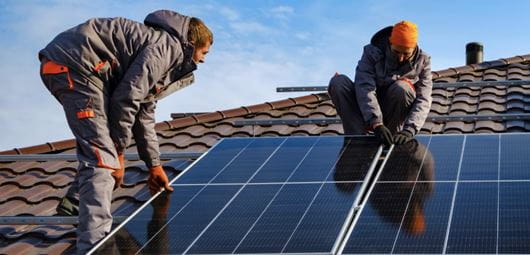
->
<box><xmin>370</xmin><ymin>26</ymin><xmax>393</xmax><ymax>51</ymax></box>
<box><xmin>144</xmin><ymin>10</ymin><xmax>191</xmax><ymax>43</ymax></box>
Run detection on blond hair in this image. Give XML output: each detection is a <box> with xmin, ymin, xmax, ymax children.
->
<box><xmin>188</xmin><ymin>17</ymin><xmax>213</xmax><ymax>48</ymax></box>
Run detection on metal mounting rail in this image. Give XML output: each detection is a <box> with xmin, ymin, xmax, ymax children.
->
<box><xmin>276</xmin><ymin>86</ymin><xmax>329</xmax><ymax>92</ymax></box>
<box><xmin>0</xmin><ymin>152</ymin><xmax>202</xmax><ymax>162</ymax></box>
<box><xmin>234</xmin><ymin>114</ymin><xmax>530</xmax><ymax>126</ymax></box>
<box><xmin>0</xmin><ymin>216</ymin><xmax>127</xmax><ymax>225</ymax></box>
<box><xmin>234</xmin><ymin>118</ymin><xmax>342</xmax><ymax>126</ymax></box>
<box><xmin>170</xmin><ymin>112</ymin><xmax>208</xmax><ymax>119</ymax></box>
<box><xmin>276</xmin><ymin>79</ymin><xmax>530</xmax><ymax>92</ymax></box>
<box><xmin>428</xmin><ymin>113</ymin><xmax>530</xmax><ymax>122</ymax></box>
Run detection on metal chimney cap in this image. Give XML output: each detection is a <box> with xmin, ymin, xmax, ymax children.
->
<box><xmin>466</xmin><ymin>42</ymin><xmax>484</xmax><ymax>52</ymax></box>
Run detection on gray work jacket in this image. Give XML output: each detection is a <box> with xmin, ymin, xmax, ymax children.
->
<box><xmin>39</xmin><ymin>10</ymin><xmax>197</xmax><ymax>167</ymax></box>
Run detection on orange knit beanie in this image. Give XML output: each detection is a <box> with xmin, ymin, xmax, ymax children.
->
<box><xmin>389</xmin><ymin>21</ymin><xmax>418</xmax><ymax>48</ymax></box>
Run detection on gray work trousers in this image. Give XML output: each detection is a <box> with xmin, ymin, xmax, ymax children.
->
<box><xmin>40</xmin><ymin>59</ymin><xmax>119</xmax><ymax>254</ymax></box>
<box><xmin>328</xmin><ymin>74</ymin><xmax>415</xmax><ymax>135</ymax></box>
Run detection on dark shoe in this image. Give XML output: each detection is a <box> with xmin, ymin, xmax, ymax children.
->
<box><xmin>56</xmin><ymin>196</ymin><xmax>79</xmax><ymax>216</ymax></box>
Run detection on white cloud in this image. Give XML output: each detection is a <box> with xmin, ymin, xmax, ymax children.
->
<box><xmin>295</xmin><ymin>32</ymin><xmax>311</xmax><ymax>40</ymax></box>
<box><xmin>269</xmin><ymin>5</ymin><xmax>294</xmax><ymax>20</ymax></box>
<box><xmin>219</xmin><ymin>7</ymin><xmax>240</xmax><ymax>21</ymax></box>
<box><xmin>271</xmin><ymin>5</ymin><xmax>294</xmax><ymax>15</ymax></box>
<box><xmin>230</xmin><ymin>21</ymin><xmax>273</xmax><ymax>34</ymax></box>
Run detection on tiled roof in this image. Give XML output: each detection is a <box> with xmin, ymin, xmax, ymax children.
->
<box><xmin>1</xmin><ymin>54</ymin><xmax>530</xmax><ymax>254</ymax></box>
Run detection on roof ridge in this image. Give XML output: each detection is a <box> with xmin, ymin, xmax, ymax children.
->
<box><xmin>0</xmin><ymin>93</ymin><xmax>329</xmax><ymax>155</ymax></box>
<box><xmin>432</xmin><ymin>54</ymin><xmax>530</xmax><ymax>79</ymax></box>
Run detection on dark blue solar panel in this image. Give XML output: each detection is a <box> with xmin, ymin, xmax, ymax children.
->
<box><xmin>378</xmin><ymin>137</ymin><xmax>431</xmax><ymax>182</ymax></box>
<box><xmin>186</xmin><ymin>184</ymin><xmax>282</xmax><ymax>254</ymax></box>
<box><xmin>428</xmin><ymin>135</ymin><xmax>464</xmax><ymax>181</ymax></box>
<box><xmin>92</xmin><ymin>136</ymin><xmax>381</xmax><ymax>254</ymax></box>
<box><xmin>344</xmin><ymin>182</ymin><xmax>444</xmax><ymax>254</ymax></box>
<box><xmin>287</xmin><ymin>136</ymin><xmax>347</xmax><ymax>182</ymax></box>
<box><xmin>343</xmin><ymin>133</ymin><xmax>530</xmax><ymax>254</ymax></box>
<box><xmin>446</xmin><ymin>182</ymin><xmax>497</xmax><ymax>254</ymax></box>
<box><xmin>343</xmin><ymin>138</ymin><xmax>434</xmax><ymax>253</ymax></box>
<box><xmin>392</xmin><ymin>182</ymin><xmax>454</xmax><ymax>254</ymax></box>
<box><xmin>233</xmin><ymin>184</ymin><xmax>322</xmax><ymax>253</ymax></box>
<box><xmin>282</xmin><ymin>183</ymin><xmax>361</xmax><ymax>253</ymax></box>
<box><xmin>176</xmin><ymin>138</ymin><xmax>252</xmax><ymax>184</ymax></box>
<box><xmin>459</xmin><ymin>135</ymin><xmax>499</xmax><ymax>180</ymax></box>
<box><xmin>500</xmin><ymin>134</ymin><xmax>530</xmax><ymax>180</ymax></box>
<box><xmin>94</xmin><ymin>185</ymin><xmax>240</xmax><ymax>254</ymax></box>
<box><xmin>327</xmin><ymin>137</ymin><xmax>382</xmax><ymax>182</ymax></box>
<box><xmin>95</xmin><ymin>133</ymin><xmax>530</xmax><ymax>255</ymax></box>
<box><xmin>212</xmin><ymin>137</ymin><xmax>285</xmax><ymax>183</ymax></box>
<box><xmin>249</xmin><ymin>137</ymin><xmax>318</xmax><ymax>183</ymax></box>
<box><xmin>499</xmin><ymin>182</ymin><xmax>530</xmax><ymax>253</ymax></box>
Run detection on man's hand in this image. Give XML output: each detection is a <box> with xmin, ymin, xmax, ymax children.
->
<box><xmin>148</xmin><ymin>165</ymin><xmax>174</xmax><ymax>195</ymax></box>
<box><xmin>394</xmin><ymin>130</ymin><xmax>413</xmax><ymax>145</ymax></box>
<box><xmin>374</xmin><ymin>125</ymin><xmax>393</xmax><ymax>146</ymax></box>
<box><xmin>112</xmin><ymin>153</ymin><xmax>125</xmax><ymax>190</ymax></box>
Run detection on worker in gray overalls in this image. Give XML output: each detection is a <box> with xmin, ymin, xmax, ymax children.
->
<box><xmin>38</xmin><ymin>10</ymin><xmax>212</xmax><ymax>253</ymax></box>
<box><xmin>328</xmin><ymin>21</ymin><xmax>432</xmax><ymax>145</ymax></box>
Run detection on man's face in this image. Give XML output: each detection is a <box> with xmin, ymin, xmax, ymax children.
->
<box><xmin>192</xmin><ymin>41</ymin><xmax>211</xmax><ymax>64</ymax></box>
<box><xmin>390</xmin><ymin>44</ymin><xmax>415</xmax><ymax>63</ymax></box>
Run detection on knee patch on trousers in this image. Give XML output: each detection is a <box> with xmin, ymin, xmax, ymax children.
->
<box><xmin>328</xmin><ymin>74</ymin><xmax>354</xmax><ymax>95</ymax></box>
<box><xmin>390</xmin><ymin>79</ymin><xmax>416</xmax><ymax>100</ymax></box>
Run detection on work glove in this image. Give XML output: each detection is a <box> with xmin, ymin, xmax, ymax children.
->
<box><xmin>374</xmin><ymin>125</ymin><xmax>393</xmax><ymax>146</ymax></box>
<box><xmin>112</xmin><ymin>153</ymin><xmax>125</xmax><ymax>190</ymax></box>
<box><xmin>148</xmin><ymin>165</ymin><xmax>174</xmax><ymax>195</ymax></box>
<box><xmin>394</xmin><ymin>130</ymin><xmax>414</xmax><ymax>145</ymax></box>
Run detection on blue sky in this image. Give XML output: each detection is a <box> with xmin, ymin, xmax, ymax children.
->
<box><xmin>1</xmin><ymin>0</ymin><xmax>529</xmax><ymax>150</ymax></box>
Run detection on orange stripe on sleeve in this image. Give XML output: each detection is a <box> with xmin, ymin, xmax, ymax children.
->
<box><xmin>76</xmin><ymin>110</ymin><xmax>94</xmax><ymax>119</ymax></box>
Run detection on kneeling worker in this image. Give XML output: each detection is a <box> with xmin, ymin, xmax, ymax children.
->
<box><xmin>328</xmin><ymin>21</ymin><xmax>432</xmax><ymax>145</ymax></box>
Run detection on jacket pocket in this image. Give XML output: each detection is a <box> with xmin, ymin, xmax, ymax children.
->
<box><xmin>41</xmin><ymin>60</ymin><xmax>74</xmax><ymax>91</ymax></box>
<box><xmin>62</xmin><ymin>93</ymin><xmax>98</xmax><ymax>140</ymax></box>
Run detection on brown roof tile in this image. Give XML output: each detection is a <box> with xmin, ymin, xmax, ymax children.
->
<box><xmin>443</xmin><ymin>121</ymin><xmax>474</xmax><ymax>133</ymax></box>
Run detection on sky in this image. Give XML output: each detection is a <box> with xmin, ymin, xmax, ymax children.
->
<box><xmin>1</xmin><ymin>0</ymin><xmax>529</xmax><ymax>150</ymax></box>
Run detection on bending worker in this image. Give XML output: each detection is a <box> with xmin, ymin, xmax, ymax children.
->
<box><xmin>328</xmin><ymin>21</ymin><xmax>432</xmax><ymax>145</ymax></box>
<box><xmin>38</xmin><ymin>10</ymin><xmax>212</xmax><ymax>253</ymax></box>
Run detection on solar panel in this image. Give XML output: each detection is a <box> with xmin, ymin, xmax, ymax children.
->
<box><xmin>341</xmin><ymin>133</ymin><xmax>530</xmax><ymax>254</ymax></box>
<box><xmin>89</xmin><ymin>136</ymin><xmax>383</xmax><ymax>254</ymax></box>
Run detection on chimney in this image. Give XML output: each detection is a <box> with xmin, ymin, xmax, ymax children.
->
<box><xmin>466</xmin><ymin>42</ymin><xmax>483</xmax><ymax>65</ymax></box>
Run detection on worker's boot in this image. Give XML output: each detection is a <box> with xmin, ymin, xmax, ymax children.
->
<box><xmin>56</xmin><ymin>196</ymin><xmax>79</xmax><ymax>216</ymax></box>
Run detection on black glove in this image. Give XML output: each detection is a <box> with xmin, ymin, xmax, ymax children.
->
<box><xmin>374</xmin><ymin>125</ymin><xmax>393</xmax><ymax>146</ymax></box>
<box><xmin>394</xmin><ymin>130</ymin><xmax>413</xmax><ymax>145</ymax></box>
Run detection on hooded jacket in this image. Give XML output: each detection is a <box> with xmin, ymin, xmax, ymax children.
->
<box><xmin>354</xmin><ymin>26</ymin><xmax>433</xmax><ymax>135</ymax></box>
<box><xmin>39</xmin><ymin>10</ymin><xmax>197</xmax><ymax>167</ymax></box>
